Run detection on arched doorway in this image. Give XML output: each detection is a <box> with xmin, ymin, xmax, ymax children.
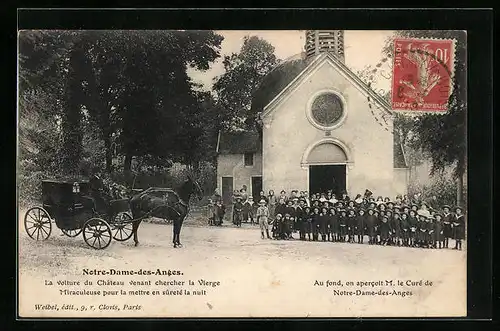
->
<box><xmin>302</xmin><ymin>138</ymin><xmax>351</xmax><ymax>196</ymax></box>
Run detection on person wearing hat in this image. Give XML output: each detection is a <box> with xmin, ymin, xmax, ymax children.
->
<box><xmin>356</xmin><ymin>208</ymin><xmax>366</xmax><ymax>244</ymax></box>
<box><xmin>417</xmin><ymin>214</ymin><xmax>428</xmax><ymax>248</ymax></box>
<box><xmin>275</xmin><ymin>197</ymin><xmax>286</xmax><ymax>219</ymax></box>
<box><xmin>233</xmin><ymin>196</ymin><xmax>244</xmax><ymax>227</ymax></box>
<box><xmin>304</xmin><ymin>206</ymin><xmax>313</xmax><ymax>241</ymax></box>
<box><xmin>375</xmin><ymin>196</ymin><xmax>384</xmax><ymax>206</ymax></box>
<box><xmin>302</xmin><ymin>191</ymin><xmax>311</xmax><ymax>207</ymax></box>
<box><xmin>256</xmin><ymin>199</ymin><xmax>271</xmax><ymax>239</ymax></box>
<box><xmin>402</xmin><ymin>205</ymin><xmax>410</xmax><ymax>215</ymax></box>
<box><xmin>427</xmin><ymin>215</ymin><xmax>435</xmax><ymax>249</ymax></box>
<box><xmin>386</xmin><ymin>201</ymin><xmax>395</xmax><ymax>212</ymax></box>
<box><xmin>339</xmin><ymin>191</ymin><xmax>349</xmax><ymax>202</ymax></box>
<box><xmin>354</xmin><ymin>194</ymin><xmax>364</xmax><ymax>207</ymax></box>
<box><xmin>327</xmin><ymin>207</ymin><xmax>338</xmax><ymax>242</ymax></box>
<box><xmin>296</xmin><ymin>199</ymin><xmax>306</xmax><ymax>240</ymax></box>
<box><xmin>379</xmin><ymin>215</ymin><xmax>391</xmax><ymax>246</ymax></box>
<box><xmin>319</xmin><ymin>207</ymin><xmax>329</xmax><ymax>242</ymax></box>
<box><xmin>365</xmin><ymin>208</ymin><xmax>376</xmax><ymax>245</ymax></box>
<box><xmin>410</xmin><ymin>204</ymin><xmax>419</xmax><ymax>212</ymax></box>
<box><xmin>338</xmin><ymin>208</ymin><xmax>347</xmax><ymax>242</ymax></box>
<box><xmin>271</xmin><ymin>213</ymin><xmax>283</xmax><ymax>239</ymax></box>
<box><xmin>243</xmin><ymin>196</ymin><xmax>255</xmax><ymax>225</ymax></box>
<box><xmin>395</xmin><ymin>194</ymin><xmax>403</xmax><ymax>206</ymax></box>
<box><xmin>442</xmin><ymin>205</ymin><xmax>453</xmax><ymax>249</ymax></box>
<box><xmin>392</xmin><ymin>211</ymin><xmax>402</xmax><ymax>246</ymax></box>
<box><xmin>433</xmin><ymin>213</ymin><xmax>445</xmax><ymax>249</ymax></box>
<box><xmin>311</xmin><ymin>207</ymin><xmax>321</xmax><ymax>241</ymax></box>
<box><xmin>347</xmin><ymin>207</ymin><xmax>357</xmax><ymax>243</ymax></box>
<box><xmin>284</xmin><ymin>199</ymin><xmax>296</xmax><ymax>222</ymax></box>
<box><xmin>385</xmin><ymin>210</ymin><xmax>394</xmax><ymax>245</ymax></box>
<box><xmin>267</xmin><ymin>190</ymin><xmax>277</xmax><ymax>224</ymax></box>
<box><xmin>279</xmin><ymin>190</ymin><xmax>288</xmax><ymax>203</ymax></box>
<box><xmin>328</xmin><ymin>193</ymin><xmax>337</xmax><ymax>206</ymax></box>
<box><xmin>373</xmin><ymin>209</ymin><xmax>380</xmax><ymax>244</ymax></box>
<box><xmin>400</xmin><ymin>211</ymin><xmax>410</xmax><ymax>247</ymax></box>
<box><xmin>312</xmin><ymin>199</ymin><xmax>320</xmax><ymax>210</ymax></box>
<box><xmin>287</xmin><ymin>215</ymin><xmax>295</xmax><ymax>240</ymax></box>
<box><xmin>364</xmin><ymin>189</ymin><xmax>373</xmax><ymax>200</ymax></box>
<box><xmin>452</xmin><ymin>206</ymin><xmax>465</xmax><ymax>250</ymax></box>
<box><xmin>408</xmin><ymin>209</ymin><xmax>417</xmax><ymax>247</ymax></box>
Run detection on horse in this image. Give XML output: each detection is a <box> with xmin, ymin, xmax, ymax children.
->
<box><xmin>129</xmin><ymin>175</ymin><xmax>203</xmax><ymax>248</ymax></box>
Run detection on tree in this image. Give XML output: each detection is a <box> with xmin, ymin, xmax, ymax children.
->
<box><xmin>19</xmin><ymin>31</ymin><xmax>81</xmax><ymax>175</ymax></box>
<box><xmin>19</xmin><ymin>30</ymin><xmax>224</xmax><ymax>181</ymax></box>
<box><xmin>213</xmin><ymin>36</ymin><xmax>280</xmax><ymax>132</ymax></box>
<box><xmin>118</xmin><ymin>30</ymin><xmax>224</xmax><ymax>173</ymax></box>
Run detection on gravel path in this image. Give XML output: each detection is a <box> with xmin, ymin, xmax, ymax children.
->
<box><xmin>18</xmin><ymin>209</ymin><xmax>467</xmax><ymax>318</ymax></box>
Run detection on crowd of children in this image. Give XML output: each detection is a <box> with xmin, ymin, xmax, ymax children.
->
<box><xmin>210</xmin><ymin>189</ymin><xmax>466</xmax><ymax>250</ymax></box>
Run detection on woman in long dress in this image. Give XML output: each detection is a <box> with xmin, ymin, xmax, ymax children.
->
<box><xmin>267</xmin><ymin>190</ymin><xmax>277</xmax><ymax>224</ymax></box>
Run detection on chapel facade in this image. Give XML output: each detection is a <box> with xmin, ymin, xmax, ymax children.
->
<box><xmin>216</xmin><ymin>30</ymin><xmax>408</xmax><ymax>204</ymax></box>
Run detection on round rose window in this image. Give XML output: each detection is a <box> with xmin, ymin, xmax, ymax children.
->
<box><xmin>311</xmin><ymin>93</ymin><xmax>344</xmax><ymax>127</ymax></box>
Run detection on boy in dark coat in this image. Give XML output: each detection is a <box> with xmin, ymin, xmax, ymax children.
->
<box><xmin>283</xmin><ymin>213</ymin><xmax>292</xmax><ymax>240</ymax></box>
<box><xmin>453</xmin><ymin>206</ymin><xmax>465</xmax><ymax>250</ymax></box>
<box><xmin>379</xmin><ymin>215</ymin><xmax>391</xmax><ymax>245</ymax></box>
<box><xmin>400</xmin><ymin>212</ymin><xmax>410</xmax><ymax>246</ymax></box>
<box><xmin>356</xmin><ymin>208</ymin><xmax>366</xmax><ymax>244</ymax></box>
<box><xmin>365</xmin><ymin>208</ymin><xmax>376</xmax><ymax>245</ymax></box>
<box><xmin>271</xmin><ymin>213</ymin><xmax>282</xmax><ymax>239</ymax></box>
<box><xmin>340</xmin><ymin>191</ymin><xmax>350</xmax><ymax>202</ymax></box>
<box><xmin>297</xmin><ymin>200</ymin><xmax>306</xmax><ymax>241</ymax></box>
<box><xmin>304</xmin><ymin>207</ymin><xmax>313</xmax><ymax>241</ymax></box>
<box><xmin>427</xmin><ymin>215</ymin><xmax>435</xmax><ymax>248</ymax></box>
<box><xmin>339</xmin><ymin>209</ymin><xmax>347</xmax><ymax>242</ymax></box>
<box><xmin>374</xmin><ymin>210</ymin><xmax>380</xmax><ymax>244</ymax></box>
<box><xmin>233</xmin><ymin>197</ymin><xmax>243</xmax><ymax>227</ymax></box>
<box><xmin>385</xmin><ymin>210</ymin><xmax>393</xmax><ymax>245</ymax></box>
<box><xmin>347</xmin><ymin>208</ymin><xmax>357</xmax><ymax>243</ymax></box>
<box><xmin>319</xmin><ymin>207</ymin><xmax>329</xmax><ymax>241</ymax></box>
<box><xmin>311</xmin><ymin>207</ymin><xmax>320</xmax><ymax>241</ymax></box>
<box><xmin>418</xmin><ymin>214</ymin><xmax>428</xmax><ymax>248</ymax></box>
<box><xmin>284</xmin><ymin>200</ymin><xmax>296</xmax><ymax>220</ymax></box>
<box><xmin>434</xmin><ymin>213</ymin><xmax>444</xmax><ymax>249</ymax></box>
<box><xmin>328</xmin><ymin>207</ymin><xmax>337</xmax><ymax>242</ymax></box>
<box><xmin>408</xmin><ymin>209</ymin><xmax>418</xmax><ymax>247</ymax></box>
<box><xmin>442</xmin><ymin>205</ymin><xmax>453</xmax><ymax>248</ymax></box>
<box><xmin>392</xmin><ymin>212</ymin><xmax>402</xmax><ymax>246</ymax></box>
<box><xmin>275</xmin><ymin>198</ymin><xmax>287</xmax><ymax>219</ymax></box>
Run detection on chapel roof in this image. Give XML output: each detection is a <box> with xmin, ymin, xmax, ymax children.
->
<box><xmin>216</xmin><ymin>129</ymin><xmax>261</xmax><ymax>154</ymax></box>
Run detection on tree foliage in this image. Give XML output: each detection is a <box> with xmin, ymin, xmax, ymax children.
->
<box><xmin>213</xmin><ymin>36</ymin><xmax>280</xmax><ymax>131</ymax></box>
<box><xmin>18</xmin><ymin>30</ymin><xmax>224</xmax><ymax>185</ymax></box>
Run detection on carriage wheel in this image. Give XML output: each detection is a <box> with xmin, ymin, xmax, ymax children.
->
<box><xmin>83</xmin><ymin>218</ymin><xmax>112</xmax><ymax>250</ymax></box>
<box><xmin>111</xmin><ymin>212</ymin><xmax>134</xmax><ymax>242</ymax></box>
<box><xmin>61</xmin><ymin>228</ymin><xmax>82</xmax><ymax>237</ymax></box>
<box><xmin>24</xmin><ymin>207</ymin><xmax>52</xmax><ymax>241</ymax></box>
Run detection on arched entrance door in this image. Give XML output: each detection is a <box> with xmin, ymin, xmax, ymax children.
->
<box><xmin>303</xmin><ymin>139</ymin><xmax>350</xmax><ymax>196</ymax></box>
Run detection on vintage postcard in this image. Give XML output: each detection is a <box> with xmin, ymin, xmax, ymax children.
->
<box><xmin>17</xmin><ymin>29</ymin><xmax>467</xmax><ymax>318</ymax></box>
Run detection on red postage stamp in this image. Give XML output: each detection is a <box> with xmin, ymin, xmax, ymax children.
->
<box><xmin>391</xmin><ymin>38</ymin><xmax>455</xmax><ymax>113</ymax></box>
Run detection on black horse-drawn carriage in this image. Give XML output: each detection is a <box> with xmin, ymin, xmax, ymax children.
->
<box><xmin>23</xmin><ymin>179</ymin><xmax>134</xmax><ymax>249</ymax></box>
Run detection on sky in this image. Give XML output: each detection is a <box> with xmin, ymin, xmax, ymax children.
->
<box><xmin>187</xmin><ymin>30</ymin><xmax>395</xmax><ymax>92</ymax></box>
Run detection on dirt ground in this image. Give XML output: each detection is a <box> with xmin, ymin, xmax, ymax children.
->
<box><xmin>18</xmin><ymin>209</ymin><xmax>467</xmax><ymax>318</ymax></box>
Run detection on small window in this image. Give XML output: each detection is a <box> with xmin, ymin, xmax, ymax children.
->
<box><xmin>244</xmin><ymin>153</ymin><xmax>254</xmax><ymax>166</ymax></box>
